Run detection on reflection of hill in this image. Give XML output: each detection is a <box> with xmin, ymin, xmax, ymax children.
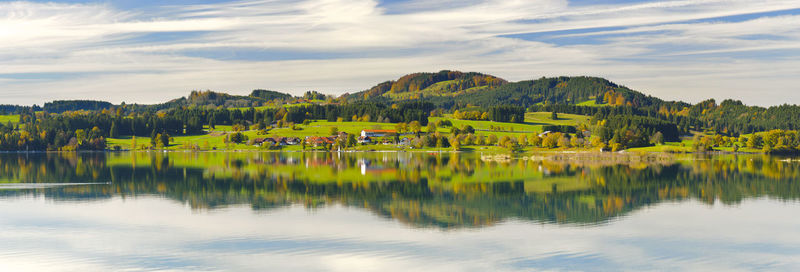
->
<box><xmin>0</xmin><ymin>152</ymin><xmax>799</xmax><ymax>229</ymax></box>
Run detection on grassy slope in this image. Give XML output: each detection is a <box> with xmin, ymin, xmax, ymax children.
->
<box><xmin>627</xmin><ymin>139</ymin><xmax>761</xmax><ymax>153</ymax></box>
<box><xmin>105</xmin><ymin>112</ymin><xmax>590</xmax><ymax>151</ymax></box>
<box><xmin>101</xmin><ymin>111</ymin><xmax>759</xmax><ymax>153</ymax></box>
<box><xmin>0</xmin><ymin>115</ymin><xmax>19</xmax><ymax>125</ymax></box>
<box><xmin>576</xmin><ymin>100</ymin><xmax>608</xmax><ymax>107</ymax></box>
<box><xmin>383</xmin><ymin>80</ymin><xmax>491</xmax><ymax>100</ymax></box>
<box><xmin>431</xmin><ymin>112</ymin><xmax>588</xmax><ymax>136</ymax></box>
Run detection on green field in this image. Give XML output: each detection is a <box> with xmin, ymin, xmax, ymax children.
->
<box><xmin>383</xmin><ymin>80</ymin><xmax>489</xmax><ymax>100</ymax></box>
<box><xmin>431</xmin><ymin>112</ymin><xmax>588</xmax><ymax>135</ymax></box>
<box><xmin>627</xmin><ymin>139</ymin><xmax>761</xmax><ymax>153</ymax></box>
<box><xmin>576</xmin><ymin>100</ymin><xmax>608</xmax><ymax>107</ymax></box>
<box><xmin>265</xmin><ymin>120</ymin><xmax>396</xmax><ymax>138</ymax></box>
<box><xmin>0</xmin><ymin>115</ymin><xmax>19</xmax><ymax>125</ymax></box>
<box><xmin>105</xmin><ymin>112</ymin><xmax>594</xmax><ymax>151</ymax></box>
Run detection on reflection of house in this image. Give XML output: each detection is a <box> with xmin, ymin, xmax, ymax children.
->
<box><xmin>361</xmin><ymin>129</ymin><xmax>396</xmax><ymax>137</ymax></box>
<box><xmin>358</xmin><ymin>136</ymin><xmax>371</xmax><ymax>144</ymax></box>
<box><xmin>356</xmin><ymin>159</ymin><xmax>396</xmax><ymax>175</ymax></box>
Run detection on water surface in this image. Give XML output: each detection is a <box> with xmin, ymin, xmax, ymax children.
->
<box><xmin>1</xmin><ymin>152</ymin><xmax>799</xmax><ymax>271</ymax></box>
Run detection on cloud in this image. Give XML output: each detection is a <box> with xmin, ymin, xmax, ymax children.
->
<box><xmin>0</xmin><ymin>0</ymin><xmax>799</xmax><ymax>106</ymax></box>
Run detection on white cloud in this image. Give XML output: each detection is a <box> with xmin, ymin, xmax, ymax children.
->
<box><xmin>0</xmin><ymin>0</ymin><xmax>799</xmax><ymax>106</ymax></box>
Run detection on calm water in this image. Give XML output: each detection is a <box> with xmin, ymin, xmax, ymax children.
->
<box><xmin>1</xmin><ymin>152</ymin><xmax>800</xmax><ymax>271</ymax></box>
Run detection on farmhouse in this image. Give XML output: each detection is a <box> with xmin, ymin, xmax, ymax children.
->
<box><xmin>357</xmin><ymin>136</ymin><xmax>372</xmax><ymax>144</ymax></box>
<box><xmin>306</xmin><ymin>136</ymin><xmax>334</xmax><ymax>146</ymax></box>
<box><xmin>361</xmin><ymin>129</ymin><xmax>396</xmax><ymax>137</ymax></box>
<box><xmin>254</xmin><ymin>137</ymin><xmax>301</xmax><ymax>146</ymax></box>
<box><xmin>285</xmin><ymin>137</ymin><xmax>301</xmax><ymax>145</ymax></box>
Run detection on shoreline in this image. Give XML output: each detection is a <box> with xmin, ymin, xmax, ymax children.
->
<box><xmin>0</xmin><ymin>149</ymin><xmax>775</xmax><ymax>155</ymax></box>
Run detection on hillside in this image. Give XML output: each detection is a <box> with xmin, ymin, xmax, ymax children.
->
<box><xmin>348</xmin><ymin>72</ymin><xmax>690</xmax><ymax>112</ymax></box>
<box><xmin>347</xmin><ymin>70</ymin><xmax>506</xmax><ymax>101</ymax></box>
<box><xmin>43</xmin><ymin>100</ymin><xmax>114</xmax><ymax>113</ymax></box>
<box><xmin>250</xmin><ymin>89</ymin><xmax>293</xmax><ymax>101</ymax></box>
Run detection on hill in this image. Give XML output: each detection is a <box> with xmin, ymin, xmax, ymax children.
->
<box><xmin>250</xmin><ymin>89</ymin><xmax>293</xmax><ymax>101</ymax></box>
<box><xmin>346</xmin><ymin>70</ymin><xmax>506</xmax><ymax>101</ymax></box>
<box><xmin>140</xmin><ymin>89</ymin><xmax>297</xmax><ymax>111</ymax></box>
<box><xmin>43</xmin><ymin>100</ymin><xmax>114</xmax><ymax>113</ymax></box>
<box><xmin>348</xmin><ymin>72</ymin><xmax>690</xmax><ymax>112</ymax></box>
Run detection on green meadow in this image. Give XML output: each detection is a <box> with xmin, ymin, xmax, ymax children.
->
<box><xmin>100</xmin><ymin>111</ymin><xmax>757</xmax><ymax>153</ymax></box>
<box><xmin>0</xmin><ymin>115</ymin><xmax>19</xmax><ymax>125</ymax></box>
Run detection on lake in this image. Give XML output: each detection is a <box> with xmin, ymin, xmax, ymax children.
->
<box><xmin>1</xmin><ymin>152</ymin><xmax>799</xmax><ymax>271</ymax></box>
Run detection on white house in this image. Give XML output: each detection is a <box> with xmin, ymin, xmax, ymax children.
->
<box><xmin>361</xmin><ymin>129</ymin><xmax>396</xmax><ymax>138</ymax></box>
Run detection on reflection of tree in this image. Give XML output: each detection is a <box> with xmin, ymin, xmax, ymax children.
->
<box><xmin>0</xmin><ymin>153</ymin><xmax>799</xmax><ymax>229</ymax></box>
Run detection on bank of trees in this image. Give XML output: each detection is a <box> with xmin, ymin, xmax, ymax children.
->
<box><xmin>0</xmin><ymin>100</ymin><xmax>435</xmax><ymax>151</ymax></box>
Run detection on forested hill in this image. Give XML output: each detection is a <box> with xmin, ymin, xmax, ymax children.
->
<box><xmin>38</xmin><ymin>90</ymin><xmax>298</xmax><ymax>112</ymax></box>
<box><xmin>43</xmin><ymin>100</ymin><xmax>114</xmax><ymax>113</ymax></box>
<box><xmin>430</xmin><ymin>76</ymin><xmax>680</xmax><ymax>109</ymax></box>
<box><xmin>347</xmin><ymin>72</ymin><xmax>685</xmax><ymax>109</ymax></box>
<box><xmin>0</xmin><ymin>104</ymin><xmax>41</xmax><ymax>114</ymax></box>
<box><xmin>345</xmin><ymin>70</ymin><xmax>506</xmax><ymax>101</ymax></box>
<box><xmin>250</xmin><ymin>89</ymin><xmax>293</xmax><ymax>101</ymax></box>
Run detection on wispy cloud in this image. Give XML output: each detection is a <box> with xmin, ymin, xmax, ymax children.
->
<box><xmin>0</xmin><ymin>0</ymin><xmax>799</xmax><ymax>106</ymax></box>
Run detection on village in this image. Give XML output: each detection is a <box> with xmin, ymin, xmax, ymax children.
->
<box><xmin>250</xmin><ymin>129</ymin><xmax>407</xmax><ymax>149</ymax></box>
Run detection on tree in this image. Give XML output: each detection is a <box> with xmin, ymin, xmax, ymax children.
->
<box><xmin>329</xmin><ymin>126</ymin><xmax>339</xmax><ymax>135</ymax></box>
<box><xmin>518</xmin><ymin>135</ymin><xmax>528</xmax><ymax>146</ymax></box>
<box><xmin>396</xmin><ymin>122</ymin><xmax>408</xmax><ymax>133</ymax></box>
<box><xmin>463</xmin><ymin>133</ymin><xmax>475</xmax><ymax>145</ymax></box>
<box><xmin>436</xmin><ymin>136</ymin><xmax>450</xmax><ymax>148</ymax></box>
<box><xmin>650</xmin><ymin>131</ymin><xmax>664</xmax><ymax>145</ymax></box>
<box><xmin>347</xmin><ymin>134</ymin><xmax>357</xmax><ymax>148</ymax></box>
<box><xmin>476</xmin><ymin>135</ymin><xmax>486</xmax><ymax>145</ymax></box>
<box><xmin>499</xmin><ymin>136</ymin><xmax>512</xmax><ymax>147</ymax></box>
<box><xmin>159</xmin><ymin>133</ymin><xmax>170</xmax><ymax>148</ymax></box>
<box><xmin>557</xmin><ymin>135</ymin><xmax>571</xmax><ymax>148</ymax></box>
<box><xmin>75</xmin><ymin>129</ymin><xmax>86</xmax><ymax>145</ymax></box>
<box><xmin>229</xmin><ymin>132</ymin><xmax>247</xmax><ymax>144</ymax></box>
<box><xmin>542</xmin><ymin>133</ymin><xmax>560</xmax><ymax>148</ymax></box>
<box><xmin>591</xmin><ymin>137</ymin><xmax>606</xmax><ymax>150</ymax></box>
<box><xmin>551</xmin><ymin>111</ymin><xmax>558</xmax><ymax>120</ymax></box>
<box><xmin>451</xmin><ymin>136</ymin><xmax>461</xmax><ymax>151</ymax></box>
<box><xmin>409</xmin><ymin>121</ymin><xmax>422</xmax><ymax>136</ymax></box>
<box><xmin>110</xmin><ymin>121</ymin><xmax>119</xmax><ymax>138</ymax></box>
<box><xmin>426</xmin><ymin>122</ymin><xmax>436</xmax><ymax>133</ymax></box>
<box><xmin>487</xmin><ymin>134</ymin><xmax>498</xmax><ymax>145</ymax></box>
<box><xmin>529</xmin><ymin>134</ymin><xmax>542</xmax><ymax>147</ymax></box>
<box><xmin>747</xmin><ymin>134</ymin><xmax>763</xmax><ymax>148</ymax></box>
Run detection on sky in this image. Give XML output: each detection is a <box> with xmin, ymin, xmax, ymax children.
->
<box><xmin>1</xmin><ymin>0</ymin><xmax>799</xmax><ymax>106</ymax></box>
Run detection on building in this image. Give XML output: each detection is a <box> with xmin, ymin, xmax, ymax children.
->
<box><xmin>361</xmin><ymin>129</ymin><xmax>397</xmax><ymax>138</ymax></box>
<box><xmin>285</xmin><ymin>137</ymin><xmax>301</xmax><ymax>145</ymax></box>
<box><xmin>357</xmin><ymin>136</ymin><xmax>371</xmax><ymax>144</ymax></box>
<box><xmin>252</xmin><ymin>138</ymin><xmax>268</xmax><ymax>146</ymax></box>
<box><xmin>398</xmin><ymin>137</ymin><xmax>411</xmax><ymax>146</ymax></box>
<box><xmin>306</xmin><ymin>136</ymin><xmax>334</xmax><ymax>147</ymax></box>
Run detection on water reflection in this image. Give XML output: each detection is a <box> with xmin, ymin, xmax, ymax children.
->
<box><xmin>1</xmin><ymin>152</ymin><xmax>799</xmax><ymax>228</ymax></box>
